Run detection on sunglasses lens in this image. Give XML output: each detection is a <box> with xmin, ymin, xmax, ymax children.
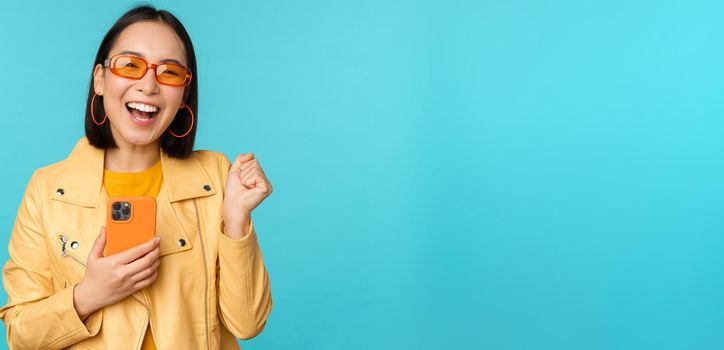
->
<box><xmin>112</xmin><ymin>56</ymin><xmax>147</xmax><ymax>78</ymax></box>
<box><xmin>157</xmin><ymin>64</ymin><xmax>190</xmax><ymax>86</ymax></box>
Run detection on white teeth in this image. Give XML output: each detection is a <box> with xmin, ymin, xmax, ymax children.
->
<box><xmin>126</xmin><ymin>102</ymin><xmax>159</xmax><ymax>113</ymax></box>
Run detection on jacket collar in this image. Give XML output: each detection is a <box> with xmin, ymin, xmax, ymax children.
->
<box><xmin>50</xmin><ymin>137</ymin><xmax>216</xmax><ymax>207</ymax></box>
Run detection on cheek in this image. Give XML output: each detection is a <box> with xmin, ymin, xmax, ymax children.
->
<box><xmin>162</xmin><ymin>87</ymin><xmax>185</xmax><ymax>105</ymax></box>
<box><xmin>159</xmin><ymin>90</ymin><xmax>186</xmax><ymax>120</ymax></box>
<box><xmin>104</xmin><ymin>74</ymin><xmax>133</xmax><ymax>95</ymax></box>
<box><xmin>102</xmin><ymin>78</ymin><xmax>133</xmax><ymax>113</ymax></box>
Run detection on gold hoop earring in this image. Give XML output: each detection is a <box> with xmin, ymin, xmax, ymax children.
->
<box><xmin>168</xmin><ymin>104</ymin><xmax>195</xmax><ymax>138</ymax></box>
<box><xmin>91</xmin><ymin>93</ymin><xmax>107</xmax><ymax>125</ymax></box>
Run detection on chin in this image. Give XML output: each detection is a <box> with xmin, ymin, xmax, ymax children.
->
<box><xmin>120</xmin><ymin>130</ymin><xmax>161</xmax><ymax>146</ymax></box>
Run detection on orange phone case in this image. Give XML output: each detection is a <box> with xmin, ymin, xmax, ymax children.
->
<box><xmin>105</xmin><ymin>196</ymin><xmax>157</xmax><ymax>257</ymax></box>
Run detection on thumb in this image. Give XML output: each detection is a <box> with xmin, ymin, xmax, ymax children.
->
<box><xmin>90</xmin><ymin>226</ymin><xmax>107</xmax><ymax>259</ymax></box>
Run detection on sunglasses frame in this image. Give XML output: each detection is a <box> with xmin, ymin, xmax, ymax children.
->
<box><xmin>103</xmin><ymin>54</ymin><xmax>192</xmax><ymax>87</ymax></box>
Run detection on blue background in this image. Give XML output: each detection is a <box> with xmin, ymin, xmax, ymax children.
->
<box><xmin>1</xmin><ymin>0</ymin><xmax>723</xmax><ymax>349</ymax></box>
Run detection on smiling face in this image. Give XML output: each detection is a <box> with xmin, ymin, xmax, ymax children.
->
<box><xmin>93</xmin><ymin>21</ymin><xmax>189</xmax><ymax>148</ymax></box>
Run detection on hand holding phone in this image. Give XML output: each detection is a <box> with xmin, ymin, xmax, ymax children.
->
<box><xmin>73</xmin><ymin>197</ymin><xmax>160</xmax><ymax>320</ymax></box>
<box><xmin>74</xmin><ymin>226</ymin><xmax>161</xmax><ymax>320</ymax></box>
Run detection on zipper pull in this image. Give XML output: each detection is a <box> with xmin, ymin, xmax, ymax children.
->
<box><xmin>59</xmin><ymin>235</ymin><xmax>68</xmax><ymax>257</ymax></box>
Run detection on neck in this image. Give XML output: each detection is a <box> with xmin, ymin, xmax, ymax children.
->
<box><xmin>105</xmin><ymin>138</ymin><xmax>161</xmax><ymax>172</ymax></box>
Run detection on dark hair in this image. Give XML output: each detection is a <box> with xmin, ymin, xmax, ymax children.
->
<box><xmin>85</xmin><ymin>4</ymin><xmax>198</xmax><ymax>158</ymax></box>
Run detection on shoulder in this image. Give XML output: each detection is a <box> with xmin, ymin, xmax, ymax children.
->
<box><xmin>27</xmin><ymin>159</ymin><xmax>67</xmax><ymax>193</ymax></box>
<box><xmin>26</xmin><ymin>136</ymin><xmax>94</xmax><ymax>192</ymax></box>
<box><xmin>187</xmin><ymin>150</ymin><xmax>233</xmax><ymax>191</ymax></box>
<box><xmin>190</xmin><ymin>149</ymin><xmax>232</xmax><ymax>173</ymax></box>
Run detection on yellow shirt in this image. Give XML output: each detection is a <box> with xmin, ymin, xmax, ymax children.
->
<box><xmin>103</xmin><ymin>160</ymin><xmax>163</xmax><ymax>350</ymax></box>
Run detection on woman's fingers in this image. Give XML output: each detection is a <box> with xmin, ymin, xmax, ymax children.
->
<box><xmin>239</xmin><ymin>159</ymin><xmax>268</xmax><ymax>181</ymax></box>
<box><xmin>123</xmin><ymin>246</ymin><xmax>160</xmax><ymax>276</ymax></box>
<box><xmin>129</xmin><ymin>259</ymin><xmax>160</xmax><ymax>284</ymax></box>
<box><xmin>132</xmin><ymin>270</ymin><xmax>158</xmax><ymax>289</ymax></box>
<box><xmin>243</xmin><ymin>171</ymin><xmax>268</xmax><ymax>189</ymax></box>
<box><xmin>238</xmin><ymin>161</ymin><xmax>257</xmax><ymax>177</ymax></box>
<box><xmin>112</xmin><ymin>236</ymin><xmax>160</xmax><ymax>264</ymax></box>
<box><xmin>240</xmin><ymin>163</ymin><xmax>261</xmax><ymax>181</ymax></box>
<box><xmin>232</xmin><ymin>154</ymin><xmax>254</xmax><ymax>173</ymax></box>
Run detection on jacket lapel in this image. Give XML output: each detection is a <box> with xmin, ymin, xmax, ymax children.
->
<box><xmin>156</xmin><ymin>145</ymin><xmax>217</xmax><ymax>256</ymax></box>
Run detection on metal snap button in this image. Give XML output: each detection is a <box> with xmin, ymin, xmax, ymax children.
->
<box><xmin>178</xmin><ymin>239</ymin><xmax>186</xmax><ymax>247</ymax></box>
<box><xmin>203</xmin><ymin>184</ymin><xmax>211</xmax><ymax>192</ymax></box>
<box><xmin>56</xmin><ymin>188</ymin><xmax>65</xmax><ymax>196</ymax></box>
<box><xmin>70</xmin><ymin>241</ymin><xmax>79</xmax><ymax>249</ymax></box>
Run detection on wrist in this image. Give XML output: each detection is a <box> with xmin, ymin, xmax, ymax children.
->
<box><xmin>223</xmin><ymin>199</ymin><xmax>251</xmax><ymax>218</ymax></box>
<box><xmin>73</xmin><ymin>281</ymin><xmax>97</xmax><ymax>321</ymax></box>
<box><xmin>222</xmin><ymin>212</ymin><xmax>251</xmax><ymax>240</ymax></box>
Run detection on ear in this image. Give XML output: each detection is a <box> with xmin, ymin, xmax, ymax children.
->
<box><xmin>93</xmin><ymin>63</ymin><xmax>105</xmax><ymax>95</ymax></box>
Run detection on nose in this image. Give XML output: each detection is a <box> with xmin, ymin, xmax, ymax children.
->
<box><xmin>136</xmin><ymin>66</ymin><xmax>160</xmax><ymax>94</ymax></box>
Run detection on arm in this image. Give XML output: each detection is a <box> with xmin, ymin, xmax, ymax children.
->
<box><xmin>216</xmin><ymin>154</ymin><xmax>273</xmax><ymax>339</ymax></box>
<box><xmin>0</xmin><ymin>173</ymin><xmax>102</xmax><ymax>349</ymax></box>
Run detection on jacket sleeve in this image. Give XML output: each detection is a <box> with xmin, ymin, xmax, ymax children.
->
<box><xmin>0</xmin><ymin>172</ymin><xmax>102</xmax><ymax>349</ymax></box>
<box><xmin>216</xmin><ymin>154</ymin><xmax>273</xmax><ymax>340</ymax></box>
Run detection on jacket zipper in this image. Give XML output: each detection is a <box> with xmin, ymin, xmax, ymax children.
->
<box><xmin>58</xmin><ymin>235</ymin><xmax>86</xmax><ymax>267</ymax></box>
<box><xmin>194</xmin><ymin>200</ymin><xmax>211</xmax><ymax>350</ymax></box>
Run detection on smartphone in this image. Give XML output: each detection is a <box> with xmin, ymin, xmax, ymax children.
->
<box><xmin>105</xmin><ymin>196</ymin><xmax>157</xmax><ymax>257</ymax></box>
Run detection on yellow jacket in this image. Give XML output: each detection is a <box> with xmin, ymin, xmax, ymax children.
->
<box><xmin>0</xmin><ymin>137</ymin><xmax>272</xmax><ymax>349</ymax></box>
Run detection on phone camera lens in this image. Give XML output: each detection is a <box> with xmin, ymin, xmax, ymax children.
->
<box><xmin>122</xmin><ymin>207</ymin><xmax>130</xmax><ymax>215</ymax></box>
<box><xmin>112</xmin><ymin>202</ymin><xmax>121</xmax><ymax>210</ymax></box>
<box><xmin>112</xmin><ymin>212</ymin><xmax>120</xmax><ymax>220</ymax></box>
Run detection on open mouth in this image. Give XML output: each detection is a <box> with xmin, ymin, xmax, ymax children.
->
<box><xmin>126</xmin><ymin>102</ymin><xmax>160</xmax><ymax>121</ymax></box>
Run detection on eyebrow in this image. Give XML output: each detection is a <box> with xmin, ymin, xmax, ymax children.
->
<box><xmin>117</xmin><ymin>50</ymin><xmax>184</xmax><ymax>65</ymax></box>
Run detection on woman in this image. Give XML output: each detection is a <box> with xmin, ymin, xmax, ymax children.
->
<box><xmin>0</xmin><ymin>5</ymin><xmax>273</xmax><ymax>349</ymax></box>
